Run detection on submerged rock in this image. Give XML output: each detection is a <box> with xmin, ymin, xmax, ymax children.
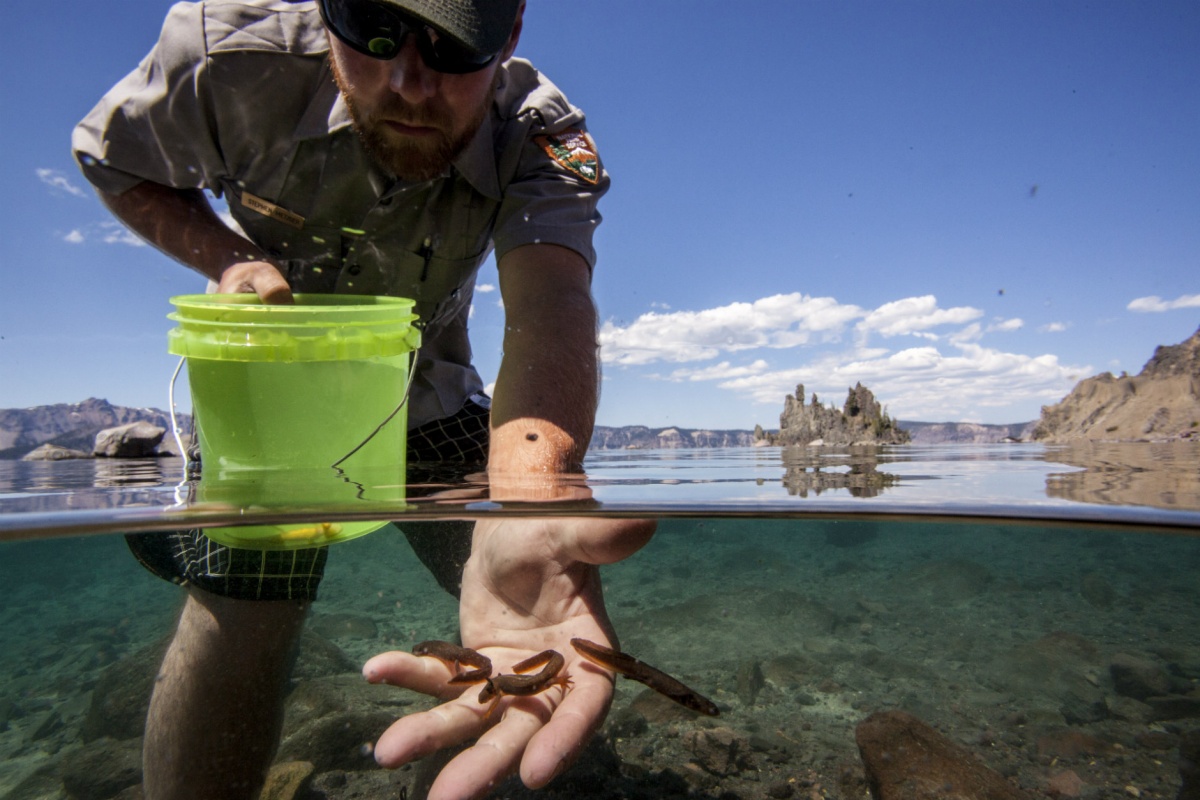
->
<box><xmin>855</xmin><ymin>710</ymin><xmax>1034</xmax><ymax>799</ymax></box>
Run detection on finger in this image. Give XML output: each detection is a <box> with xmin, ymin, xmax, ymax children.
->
<box><xmin>520</xmin><ymin>668</ymin><xmax>613</xmax><ymax>788</ymax></box>
<box><xmin>255</xmin><ymin>271</ymin><xmax>293</xmax><ymax>304</ymax></box>
<box><xmin>373</xmin><ymin>699</ymin><xmax>489</xmax><ymax>768</ymax></box>
<box><xmin>428</xmin><ymin>701</ymin><xmax>552</xmax><ymax>800</ymax></box>
<box><xmin>363</xmin><ymin>651</ymin><xmax>471</xmax><ymax>700</ymax></box>
<box><xmin>560</xmin><ymin>518</ymin><xmax>656</xmax><ymax>565</ymax></box>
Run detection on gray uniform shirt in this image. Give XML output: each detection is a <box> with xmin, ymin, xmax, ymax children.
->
<box><xmin>72</xmin><ymin>0</ymin><xmax>608</xmax><ymax>429</ymax></box>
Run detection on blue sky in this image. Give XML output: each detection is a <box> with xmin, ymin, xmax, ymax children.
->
<box><xmin>3</xmin><ymin>1</ymin><xmax>1198</xmax><ymax>428</ymax></box>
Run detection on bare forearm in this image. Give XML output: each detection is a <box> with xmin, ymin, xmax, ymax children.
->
<box><xmin>490</xmin><ymin>245</ymin><xmax>599</xmax><ymax>484</ymax></box>
<box><xmin>97</xmin><ymin>181</ymin><xmax>291</xmax><ymax>302</ymax></box>
<box><xmin>98</xmin><ymin>182</ymin><xmax>262</xmax><ymax>281</ymax></box>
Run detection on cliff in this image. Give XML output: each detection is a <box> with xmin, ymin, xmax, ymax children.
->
<box><xmin>757</xmin><ymin>383</ymin><xmax>909</xmax><ymax>447</ymax></box>
<box><xmin>589</xmin><ymin>426</ymin><xmax>757</xmax><ymax>450</ymax></box>
<box><xmin>1034</xmin><ymin>326</ymin><xmax>1200</xmax><ymax>443</ymax></box>
<box><xmin>899</xmin><ymin>421</ymin><xmax>1036</xmax><ymax>444</ymax></box>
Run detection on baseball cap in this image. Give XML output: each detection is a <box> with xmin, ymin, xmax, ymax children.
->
<box><xmin>377</xmin><ymin>0</ymin><xmax>522</xmax><ymax>56</ymax></box>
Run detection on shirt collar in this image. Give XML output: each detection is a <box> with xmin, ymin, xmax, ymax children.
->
<box><xmin>296</xmin><ymin>64</ymin><xmax>352</xmax><ymax>139</ymax></box>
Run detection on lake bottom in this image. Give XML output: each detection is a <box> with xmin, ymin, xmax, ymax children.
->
<box><xmin>1</xmin><ymin>515</ymin><xmax>1197</xmax><ymax>799</ymax></box>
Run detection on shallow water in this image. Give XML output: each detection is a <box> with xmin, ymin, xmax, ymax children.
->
<box><xmin>1</xmin><ymin>444</ymin><xmax>1198</xmax><ymax>799</ymax></box>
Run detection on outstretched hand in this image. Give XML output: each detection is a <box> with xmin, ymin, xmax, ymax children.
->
<box><xmin>364</xmin><ymin>516</ymin><xmax>655</xmax><ymax>800</ymax></box>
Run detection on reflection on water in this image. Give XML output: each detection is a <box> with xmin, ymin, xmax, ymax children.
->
<box><xmin>1046</xmin><ymin>441</ymin><xmax>1200</xmax><ymax>510</ymax></box>
<box><xmin>3</xmin><ymin>443</ymin><xmax>1200</xmax><ymax>540</ymax></box>
<box><xmin>779</xmin><ymin>447</ymin><xmax>902</xmax><ymax>498</ymax></box>
<box><xmin>0</xmin><ymin>517</ymin><xmax>1197</xmax><ymax>798</ymax></box>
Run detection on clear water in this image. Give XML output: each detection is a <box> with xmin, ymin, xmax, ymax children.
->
<box><xmin>1</xmin><ymin>443</ymin><xmax>1198</xmax><ymax>798</ymax></box>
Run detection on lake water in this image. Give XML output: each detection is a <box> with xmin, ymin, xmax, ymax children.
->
<box><xmin>1</xmin><ymin>443</ymin><xmax>1198</xmax><ymax>799</ymax></box>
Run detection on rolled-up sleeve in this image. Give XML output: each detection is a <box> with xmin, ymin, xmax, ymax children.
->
<box><xmin>72</xmin><ymin>1</ymin><xmax>225</xmax><ymax>196</ymax></box>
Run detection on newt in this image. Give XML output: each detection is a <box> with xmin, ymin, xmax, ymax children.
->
<box><xmin>570</xmin><ymin>638</ymin><xmax>720</xmax><ymax>716</ymax></box>
<box><xmin>477</xmin><ymin>649</ymin><xmax>568</xmax><ymax>704</ymax></box>
<box><xmin>412</xmin><ymin>640</ymin><xmax>493</xmax><ymax>684</ymax></box>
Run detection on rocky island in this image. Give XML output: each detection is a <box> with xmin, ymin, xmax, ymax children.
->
<box><xmin>1035</xmin><ymin>325</ymin><xmax>1200</xmax><ymax>443</ymax></box>
<box><xmin>754</xmin><ymin>382</ymin><xmax>910</xmax><ymax>447</ymax></box>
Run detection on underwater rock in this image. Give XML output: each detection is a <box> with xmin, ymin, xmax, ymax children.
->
<box><xmin>291</xmin><ymin>629</ymin><xmax>359</xmax><ymax>681</ymax></box>
<box><xmin>92</xmin><ymin>421</ymin><xmax>165</xmax><ymax>458</ymax></box>
<box><xmin>259</xmin><ymin>760</ymin><xmax>314</xmax><ymax>800</ymax></box>
<box><xmin>1105</xmin><ymin>694</ymin><xmax>1156</xmax><ymax>724</ymax></box>
<box><xmin>59</xmin><ymin>737</ymin><xmax>141</xmax><ymax>800</ymax></box>
<box><xmin>1111</xmin><ymin>653</ymin><xmax>1173</xmax><ymax>700</ymax></box>
<box><xmin>1145</xmin><ymin>695</ymin><xmax>1200</xmax><ymax>721</ymax></box>
<box><xmin>736</xmin><ymin>659</ymin><xmax>766</xmax><ymax>706</ymax></box>
<box><xmin>80</xmin><ymin>637</ymin><xmax>170</xmax><ymax>742</ymax></box>
<box><xmin>1179</xmin><ymin>728</ymin><xmax>1200</xmax><ymax>800</ymax></box>
<box><xmin>855</xmin><ymin>710</ymin><xmax>1034</xmax><ymax>800</ymax></box>
<box><xmin>283</xmin><ymin>674</ymin><xmax>411</xmax><ymax>734</ymax></box>
<box><xmin>276</xmin><ymin>709</ymin><xmax>395</xmax><ymax>772</ymax></box>
<box><xmin>684</xmin><ymin>726</ymin><xmax>752</xmax><ymax>777</ymax></box>
<box><xmin>1045</xmin><ymin>769</ymin><xmax>1084</xmax><ymax>797</ymax></box>
<box><xmin>1035</xmin><ymin>728</ymin><xmax>1113</xmax><ymax>760</ymax></box>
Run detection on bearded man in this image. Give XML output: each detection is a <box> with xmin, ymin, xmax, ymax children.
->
<box><xmin>73</xmin><ymin>1</ymin><xmax>653</xmax><ymax>798</ymax></box>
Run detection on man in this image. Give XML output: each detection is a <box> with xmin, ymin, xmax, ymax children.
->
<box><xmin>73</xmin><ymin>1</ymin><xmax>653</xmax><ymax>798</ymax></box>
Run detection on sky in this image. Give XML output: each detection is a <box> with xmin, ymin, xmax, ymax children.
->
<box><xmin>2</xmin><ymin>1</ymin><xmax>1199</xmax><ymax>429</ymax></box>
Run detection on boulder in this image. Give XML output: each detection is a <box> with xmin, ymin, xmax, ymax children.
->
<box><xmin>855</xmin><ymin>710</ymin><xmax>1034</xmax><ymax>799</ymax></box>
<box><xmin>1110</xmin><ymin>653</ymin><xmax>1172</xmax><ymax>700</ymax></box>
<box><xmin>93</xmin><ymin>421</ymin><xmax>166</xmax><ymax>458</ymax></box>
<box><xmin>22</xmin><ymin>443</ymin><xmax>91</xmax><ymax>461</ymax></box>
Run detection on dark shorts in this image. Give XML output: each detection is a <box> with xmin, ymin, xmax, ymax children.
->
<box><xmin>125</xmin><ymin>397</ymin><xmax>490</xmax><ymax>602</ymax></box>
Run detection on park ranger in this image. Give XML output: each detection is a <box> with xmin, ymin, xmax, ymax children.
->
<box><xmin>73</xmin><ymin>1</ymin><xmax>653</xmax><ymax>797</ymax></box>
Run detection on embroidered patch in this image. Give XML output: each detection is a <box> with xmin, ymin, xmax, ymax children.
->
<box><xmin>535</xmin><ymin>129</ymin><xmax>600</xmax><ymax>185</ymax></box>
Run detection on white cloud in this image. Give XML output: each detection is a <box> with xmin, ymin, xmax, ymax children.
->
<box><xmin>667</xmin><ymin>359</ymin><xmax>770</xmax><ymax>383</ymax></box>
<box><xmin>100</xmin><ymin>222</ymin><xmax>145</xmax><ymax>247</ymax></box>
<box><xmin>1040</xmin><ymin>322</ymin><xmax>1068</xmax><ymax>333</ymax></box>
<box><xmin>713</xmin><ymin>341</ymin><xmax>1087</xmax><ymax>421</ymax></box>
<box><xmin>57</xmin><ymin>221</ymin><xmax>145</xmax><ymax>247</ymax></box>
<box><xmin>37</xmin><ymin>168</ymin><xmax>87</xmax><ymax>198</ymax></box>
<box><xmin>1127</xmin><ymin>293</ymin><xmax>1200</xmax><ymax>313</ymax></box>
<box><xmin>599</xmin><ymin>293</ymin><xmax>864</xmax><ymax>366</ymax></box>
<box><xmin>988</xmin><ymin>317</ymin><xmax>1024</xmax><ymax>333</ymax></box>
<box><xmin>476</xmin><ymin>282</ymin><xmax>496</xmax><ymax>293</ymax></box>
<box><xmin>856</xmin><ymin>295</ymin><xmax>983</xmax><ymax>337</ymax></box>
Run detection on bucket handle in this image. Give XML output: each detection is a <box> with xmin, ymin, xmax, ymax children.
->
<box><xmin>330</xmin><ymin>347</ymin><xmax>419</xmax><ymax>469</ymax></box>
<box><xmin>167</xmin><ymin>347</ymin><xmax>420</xmax><ymax>475</ymax></box>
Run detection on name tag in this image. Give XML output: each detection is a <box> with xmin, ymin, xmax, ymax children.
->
<box><xmin>241</xmin><ymin>191</ymin><xmax>305</xmax><ymax>230</ymax></box>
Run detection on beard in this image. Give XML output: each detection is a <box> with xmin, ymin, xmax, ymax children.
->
<box><xmin>330</xmin><ymin>58</ymin><xmax>494</xmax><ymax>182</ymax></box>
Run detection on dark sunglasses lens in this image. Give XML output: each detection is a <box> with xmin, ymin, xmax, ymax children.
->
<box><xmin>420</xmin><ymin>34</ymin><xmax>495</xmax><ymax>74</ymax></box>
<box><xmin>321</xmin><ymin>0</ymin><xmax>403</xmax><ymax>59</ymax></box>
<box><xmin>321</xmin><ymin>0</ymin><xmax>497</xmax><ymax>72</ymax></box>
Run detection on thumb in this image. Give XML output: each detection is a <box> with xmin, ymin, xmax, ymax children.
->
<box><xmin>560</xmin><ymin>518</ymin><xmax>655</xmax><ymax>566</ymax></box>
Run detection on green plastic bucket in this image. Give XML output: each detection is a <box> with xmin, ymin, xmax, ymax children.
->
<box><xmin>168</xmin><ymin>294</ymin><xmax>420</xmax><ymax>550</ymax></box>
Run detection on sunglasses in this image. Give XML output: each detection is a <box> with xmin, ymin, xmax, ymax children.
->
<box><xmin>318</xmin><ymin>0</ymin><xmax>498</xmax><ymax>74</ymax></box>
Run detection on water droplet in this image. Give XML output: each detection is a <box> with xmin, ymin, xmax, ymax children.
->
<box><xmin>523</xmin><ymin>212</ymin><xmax>531</xmax><ymax>222</ymax></box>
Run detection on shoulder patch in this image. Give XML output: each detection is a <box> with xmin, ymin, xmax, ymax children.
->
<box><xmin>534</xmin><ymin>129</ymin><xmax>600</xmax><ymax>185</ymax></box>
